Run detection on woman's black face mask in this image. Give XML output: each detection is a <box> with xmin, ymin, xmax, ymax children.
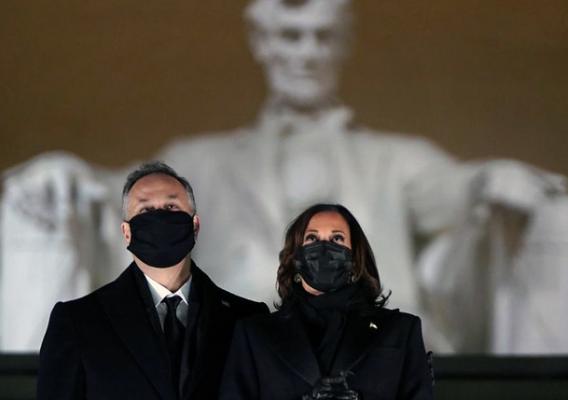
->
<box><xmin>294</xmin><ymin>240</ymin><xmax>354</xmax><ymax>292</ymax></box>
<box><xmin>127</xmin><ymin>209</ymin><xmax>195</xmax><ymax>268</ymax></box>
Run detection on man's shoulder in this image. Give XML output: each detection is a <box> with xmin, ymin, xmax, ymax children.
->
<box><xmin>50</xmin><ymin>266</ymin><xmax>132</xmax><ymax>315</ymax></box>
<box><xmin>192</xmin><ymin>263</ymin><xmax>269</xmax><ymax>316</ymax></box>
<box><xmin>215</xmin><ymin>287</ymin><xmax>269</xmax><ymax>315</ymax></box>
<box><xmin>47</xmin><ymin>288</ymin><xmax>104</xmax><ymax>324</ymax></box>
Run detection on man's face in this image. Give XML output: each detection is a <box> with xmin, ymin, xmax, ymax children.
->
<box><xmin>121</xmin><ymin>173</ymin><xmax>197</xmax><ymax>244</ymax></box>
<box><xmin>253</xmin><ymin>2</ymin><xmax>348</xmax><ymax>108</ymax></box>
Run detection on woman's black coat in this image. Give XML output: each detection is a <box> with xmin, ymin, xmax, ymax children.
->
<box><xmin>219</xmin><ymin>306</ymin><xmax>433</xmax><ymax>400</ymax></box>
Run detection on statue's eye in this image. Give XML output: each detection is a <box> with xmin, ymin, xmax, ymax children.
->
<box><xmin>316</xmin><ymin>28</ymin><xmax>333</xmax><ymax>44</ymax></box>
<box><xmin>280</xmin><ymin>28</ymin><xmax>301</xmax><ymax>42</ymax></box>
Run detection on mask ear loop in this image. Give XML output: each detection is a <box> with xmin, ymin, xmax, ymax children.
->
<box><xmin>293</xmin><ymin>255</ymin><xmax>303</xmax><ymax>284</ymax></box>
<box><xmin>293</xmin><ymin>246</ymin><xmax>305</xmax><ymax>276</ymax></box>
<box><xmin>190</xmin><ymin>212</ymin><xmax>197</xmax><ymax>233</ymax></box>
<box><xmin>346</xmin><ymin>260</ymin><xmax>357</xmax><ymax>283</ymax></box>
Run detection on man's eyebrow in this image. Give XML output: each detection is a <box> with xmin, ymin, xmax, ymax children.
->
<box><xmin>133</xmin><ymin>193</ymin><xmax>182</xmax><ymax>205</ymax></box>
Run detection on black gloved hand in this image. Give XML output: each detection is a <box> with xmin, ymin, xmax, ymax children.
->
<box><xmin>302</xmin><ymin>372</ymin><xmax>360</xmax><ymax>400</ymax></box>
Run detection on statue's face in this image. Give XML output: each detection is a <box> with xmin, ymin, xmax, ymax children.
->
<box><xmin>253</xmin><ymin>2</ymin><xmax>348</xmax><ymax>108</ymax></box>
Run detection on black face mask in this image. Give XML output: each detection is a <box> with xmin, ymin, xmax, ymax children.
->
<box><xmin>294</xmin><ymin>241</ymin><xmax>354</xmax><ymax>292</ymax></box>
<box><xmin>127</xmin><ymin>209</ymin><xmax>195</xmax><ymax>268</ymax></box>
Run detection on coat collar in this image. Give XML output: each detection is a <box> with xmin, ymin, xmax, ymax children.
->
<box><xmin>96</xmin><ymin>261</ymin><xmax>226</xmax><ymax>400</ymax></box>
<box><xmin>263</xmin><ymin>306</ymin><xmax>396</xmax><ymax>383</ymax></box>
<box><xmin>330</xmin><ymin>310</ymin><xmax>387</xmax><ymax>375</ymax></box>
<box><xmin>182</xmin><ymin>261</ymin><xmax>235</xmax><ymax>398</ymax></box>
<box><xmin>260</xmin><ymin>311</ymin><xmax>321</xmax><ymax>386</ymax></box>
<box><xmin>96</xmin><ymin>262</ymin><xmax>176</xmax><ymax>400</ymax></box>
<box><xmin>183</xmin><ymin>262</ymin><xmax>216</xmax><ymax>396</ymax></box>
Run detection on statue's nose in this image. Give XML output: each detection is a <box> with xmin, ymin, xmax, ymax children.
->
<box><xmin>294</xmin><ymin>32</ymin><xmax>323</xmax><ymax>61</ymax></box>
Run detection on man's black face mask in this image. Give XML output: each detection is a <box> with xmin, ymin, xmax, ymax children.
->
<box><xmin>294</xmin><ymin>240</ymin><xmax>354</xmax><ymax>292</ymax></box>
<box><xmin>127</xmin><ymin>209</ymin><xmax>195</xmax><ymax>268</ymax></box>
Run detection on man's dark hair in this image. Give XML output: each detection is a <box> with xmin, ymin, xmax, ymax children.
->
<box><xmin>121</xmin><ymin>161</ymin><xmax>196</xmax><ymax>218</ymax></box>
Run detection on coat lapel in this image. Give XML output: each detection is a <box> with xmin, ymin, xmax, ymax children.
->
<box><xmin>262</xmin><ymin>311</ymin><xmax>321</xmax><ymax>386</ymax></box>
<box><xmin>183</xmin><ymin>263</ymin><xmax>229</xmax><ymax>398</ymax></box>
<box><xmin>97</xmin><ymin>263</ymin><xmax>176</xmax><ymax>400</ymax></box>
<box><xmin>178</xmin><ymin>300</ymin><xmax>200</xmax><ymax>397</ymax></box>
<box><xmin>330</xmin><ymin>311</ymin><xmax>384</xmax><ymax>375</ymax></box>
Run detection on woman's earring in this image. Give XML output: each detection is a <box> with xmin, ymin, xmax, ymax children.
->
<box><xmin>294</xmin><ymin>273</ymin><xmax>302</xmax><ymax>283</ymax></box>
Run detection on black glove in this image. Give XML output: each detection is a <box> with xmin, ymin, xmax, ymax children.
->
<box><xmin>302</xmin><ymin>372</ymin><xmax>360</xmax><ymax>400</ymax></box>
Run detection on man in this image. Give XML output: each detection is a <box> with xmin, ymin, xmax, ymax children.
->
<box><xmin>2</xmin><ymin>0</ymin><xmax>565</xmax><ymax>353</ymax></box>
<box><xmin>36</xmin><ymin>161</ymin><xmax>269</xmax><ymax>400</ymax></box>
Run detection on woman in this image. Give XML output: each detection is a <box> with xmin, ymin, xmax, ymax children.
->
<box><xmin>220</xmin><ymin>204</ymin><xmax>433</xmax><ymax>399</ymax></box>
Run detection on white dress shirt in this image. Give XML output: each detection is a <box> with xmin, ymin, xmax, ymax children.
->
<box><xmin>144</xmin><ymin>274</ymin><xmax>192</xmax><ymax>329</ymax></box>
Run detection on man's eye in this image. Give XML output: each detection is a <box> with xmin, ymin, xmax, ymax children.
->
<box><xmin>165</xmin><ymin>204</ymin><xmax>177</xmax><ymax>210</ymax></box>
<box><xmin>140</xmin><ymin>207</ymin><xmax>154</xmax><ymax>214</ymax></box>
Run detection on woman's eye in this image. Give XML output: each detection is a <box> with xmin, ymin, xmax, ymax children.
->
<box><xmin>332</xmin><ymin>234</ymin><xmax>345</xmax><ymax>243</ymax></box>
<box><xmin>304</xmin><ymin>233</ymin><xmax>318</xmax><ymax>243</ymax></box>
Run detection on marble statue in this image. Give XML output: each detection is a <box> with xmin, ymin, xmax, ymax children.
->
<box><xmin>1</xmin><ymin>0</ymin><xmax>566</xmax><ymax>353</ymax></box>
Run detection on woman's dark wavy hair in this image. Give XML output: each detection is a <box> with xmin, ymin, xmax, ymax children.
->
<box><xmin>276</xmin><ymin>203</ymin><xmax>389</xmax><ymax>308</ymax></box>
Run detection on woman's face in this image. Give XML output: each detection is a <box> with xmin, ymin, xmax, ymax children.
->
<box><xmin>300</xmin><ymin>211</ymin><xmax>352</xmax><ymax>295</ymax></box>
<box><xmin>302</xmin><ymin>211</ymin><xmax>352</xmax><ymax>248</ymax></box>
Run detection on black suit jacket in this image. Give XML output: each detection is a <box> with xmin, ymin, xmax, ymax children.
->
<box><xmin>37</xmin><ymin>261</ymin><xmax>269</xmax><ymax>400</ymax></box>
<box><xmin>219</xmin><ymin>306</ymin><xmax>433</xmax><ymax>400</ymax></box>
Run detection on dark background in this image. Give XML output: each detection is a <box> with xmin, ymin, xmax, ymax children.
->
<box><xmin>1</xmin><ymin>0</ymin><xmax>567</xmax><ymax>174</ymax></box>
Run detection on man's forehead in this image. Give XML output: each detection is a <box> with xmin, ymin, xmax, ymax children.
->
<box><xmin>129</xmin><ymin>174</ymin><xmax>187</xmax><ymax>196</ymax></box>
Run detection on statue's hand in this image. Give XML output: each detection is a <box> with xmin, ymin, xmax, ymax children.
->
<box><xmin>2</xmin><ymin>151</ymin><xmax>107</xmax><ymax>230</ymax></box>
<box><xmin>475</xmin><ymin>159</ymin><xmax>566</xmax><ymax>215</ymax></box>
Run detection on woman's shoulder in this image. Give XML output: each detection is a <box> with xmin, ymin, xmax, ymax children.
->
<box><xmin>232</xmin><ymin>308</ymin><xmax>298</xmax><ymax>344</ymax></box>
<box><xmin>239</xmin><ymin>307</ymin><xmax>293</xmax><ymax>326</ymax></box>
<box><xmin>367</xmin><ymin>307</ymin><xmax>423</xmax><ymax>330</ymax></box>
<box><xmin>374</xmin><ymin>307</ymin><xmax>420</xmax><ymax>319</ymax></box>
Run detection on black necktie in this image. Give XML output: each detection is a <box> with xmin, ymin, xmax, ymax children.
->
<box><xmin>163</xmin><ymin>295</ymin><xmax>185</xmax><ymax>389</ymax></box>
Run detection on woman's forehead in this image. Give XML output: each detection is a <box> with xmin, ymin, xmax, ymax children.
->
<box><xmin>306</xmin><ymin>211</ymin><xmax>349</xmax><ymax>230</ymax></box>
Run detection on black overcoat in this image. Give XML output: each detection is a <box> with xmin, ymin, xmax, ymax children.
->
<box><xmin>219</xmin><ymin>306</ymin><xmax>433</xmax><ymax>400</ymax></box>
<box><xmin>37</xmin><ymin>261</ymin><xmax>269</xmax><ymax>400</ymax></box>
